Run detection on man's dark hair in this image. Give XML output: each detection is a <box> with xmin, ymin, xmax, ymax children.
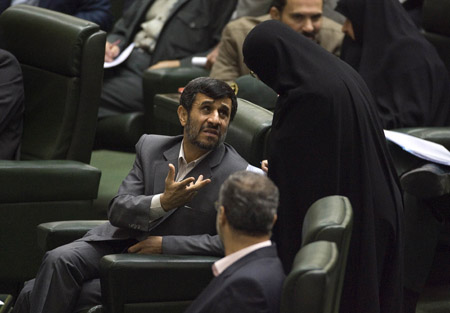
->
<box><xmin>271</xmin><ymin>0</ymin><xmax>286</xmax><ymax>11</ymax></box>
<box><xmin>219</xmin><ymin>171</ymin><xmax>279</xmax><ymax>236</ymax></box>
<box><xmin>180</xmin><ymin>77</ymin><xmax>238</xmax><ymax>121</ymax></box>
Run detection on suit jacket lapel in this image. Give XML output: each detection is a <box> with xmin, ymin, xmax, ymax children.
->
<box><xmin>153</xmin><ymin>140</ymin><xmax>181</xmax><ymax>194</ymax></box>
<box><xmin>185</xmin><ymin>143</ymin><xmax>225</xmax><ymax>181</ymax></box>
<box><xmin>168</xmin><ymin>0</ymin><xmax>190</xmax><ymax>18</ymax></box>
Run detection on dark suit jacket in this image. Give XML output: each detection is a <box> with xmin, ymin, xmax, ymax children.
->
<box><xmin>107</xmin><ymin>0</ymin><xmax>237</xmax><ymax>66</ymax></box>
<box><xmin>184</xmin><ymin>245</ymin><xmax>285</xmax><ymax>313</ymax></box>
<box><xmin>0</xmin><ymin>0</ymin><xmax>112</xmax><ymax>30</ymax></box>
<box><xmin>83</xmin><ymin>134</ymin><xmax>249</xmax><ymax>242</ymax></box>
<box><xmin>0</xmin><ymin>49</ymin><xmax>24</xmax><ymax>160</ymax></box>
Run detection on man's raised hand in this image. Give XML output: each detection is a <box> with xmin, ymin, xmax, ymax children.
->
<box><xmin>160</xmin><ymin>164</ymin><xmax>211</xmax><ymax>211</ymax></box>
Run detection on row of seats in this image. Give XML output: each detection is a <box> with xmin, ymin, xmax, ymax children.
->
<box><xmin>37</xmin><ymin>195</ymin><xmax>352</xmax><ymax>313</ymax></box>
<box><xmin>0</xmin><ymin>5</ymin><xmax>106</xmax><ymax>297</ymax></box>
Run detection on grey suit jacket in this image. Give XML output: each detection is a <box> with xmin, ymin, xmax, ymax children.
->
<box><xmin>107</xmin><ymin>0</ymin><xmax>237</xmax><ymax>66</ymax></box>
<box><xmin>83</xmin><ymin>134</ymin><xmax>249</xmax><ymax>242</ymax></box>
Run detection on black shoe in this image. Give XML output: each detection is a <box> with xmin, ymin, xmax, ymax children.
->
<box><xmin>400</xmin><ymin>163</ymin><xmax>450</xmax><ymax>199</ymax></box>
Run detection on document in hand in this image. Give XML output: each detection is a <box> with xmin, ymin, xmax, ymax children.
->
<box><xmin>384</xmin><ymin>129</ymin><xmax>450</xmax><ymax>166</ymax></box>
<box><xmin>104</xmin><ymin>43</ymin><xmax>135</xmax><ymax>68</ymax></box>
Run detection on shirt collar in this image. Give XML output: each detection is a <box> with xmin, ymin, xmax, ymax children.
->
<box><xmin>176</xmin><ymin>140</ymin><xmax>211</xmax><ymax>181</ymax></box>
<box><xmin>212</xmin><ymin>240</ymin><xmax>272</xmax><ymax>277</ymax></box>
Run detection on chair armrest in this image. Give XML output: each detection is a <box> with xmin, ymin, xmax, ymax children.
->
<box><xmin>386</xmin><ymin>127</ymin><xmax>450</xmax><ymax>175</ymax></box>
<box><xmin>0</xmin><ymin>160</ymin><xmax>100</xmax><ymax>203</ymax></box>
<box><xmin>99</xmin><ymin>254</ymin><xmax>218</xmax><ymax>313</ymax></box>
<box><xmin>393</xmin><ymin>127</ymin><xmax>450</xmax><ymax>150</ymax></box>
<box><xmin>37</xmin><ymin>220</ymin><xmax>108</xmax><ymax>252</ymax></box>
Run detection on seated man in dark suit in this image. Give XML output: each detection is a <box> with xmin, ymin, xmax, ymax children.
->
<box><xmin>100</xmin><ymin>0</ymin><xmax>237</xmax><ymax>118</ymax></box>
<box><xmin>184</xmin><ymin>170</ymin><xmax>285</xmax><ymax>313</ymax></box>
<box><xmin>12</xmin><ymin>77</ymin><xmax>258</xmax><ymax>313</ymax></box>
<box><xmin>0</xmin><ymin>0</ymin><xmax>113</xmax><ymax>31</ymax></box>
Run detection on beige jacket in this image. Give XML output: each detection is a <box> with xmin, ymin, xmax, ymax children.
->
<box><xmin>210</xmin><ymin>14</ymin><xmax>344</xmax><ymax>82</ymax></box>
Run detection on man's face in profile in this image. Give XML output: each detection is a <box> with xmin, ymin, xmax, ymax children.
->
<box><xmin>270</xmin><ymin>0</ymin><xmax>323</xmax><ymax>41</ymax></box>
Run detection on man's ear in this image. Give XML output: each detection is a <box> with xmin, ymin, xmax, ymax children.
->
<box><xmin>272</xmin><ymin>214</ymin><xmax>278</xmax><ymax>227</ymax></box>
<box><xmin>177</xmin><ymin>105</ymin><xmax>188</xmax><ymax>127</ymax></box>
<box><xmin>269</xmin><ymin>7</ymin><xmax>281</xmax><ymax>20</ymax></box>
<box><xmin>218</xmin><ymin>206</ymin><xmax>227</xmax><ymax>227</ymax></box>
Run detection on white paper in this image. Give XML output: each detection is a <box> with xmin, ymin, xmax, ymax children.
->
<box><xmin>384</xmin><ymin>129</ymin><xmax>450</xmax><ymax>166</ymax></box>
<box><xmin>0</xmin><ymin>300</ymin><xmax>4</xmax><ymax>305</ymax></box>
<box><xmin>104</xmin><ymin>43</ymin><xmax>135</xmax><ymax>68</ymax></box>
<box><xmin>246</xmin><ymin>164</ymin><xmax>266</xmax><ymax>176</ymax></box>
<box><xmin>191</xmin><ymin>56</ymin><xmax>207</xmax><ymax>67</ymax></box>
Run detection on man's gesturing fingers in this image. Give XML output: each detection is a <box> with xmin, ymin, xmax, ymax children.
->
<box><xmin>186</xmin><ymin>174</ymin><xmax>211</xmax><ymax>191</ymax></box>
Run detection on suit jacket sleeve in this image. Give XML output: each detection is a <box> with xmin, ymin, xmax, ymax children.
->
<box><xmin>106</xmin><ymin>0</ymin><xmax>148</xmax><ymax>50</ymax></box>
<box><xmin>107</xmin><ymin>136</ymin><xmax>159</xmax><ymax>231</ymax></box>
<box><xmin>0</xmin><ymin>49</ymin><xmax>24</xmax><ymax>160</ymax></box>
<box><xmin>72</xmin><ymin>0</ymin><xmax>113</xmax><ymax>31</ymax></box>
<box><xmin>162</xmin><ymin>234</ymin><xmax>224</xmax><ymax>256</ymax></box>
<box><xmin>209</xmin><ymin>21</ymin><xmax>243</xmax><ymax>82</ymax></box>
<box><xmin>150</xmin><ymin>0</ymin><xmax>237</xmax><ymax>65</ymax></box>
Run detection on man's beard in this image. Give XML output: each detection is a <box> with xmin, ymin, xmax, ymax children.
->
<box><xmin>185</xmin><ymin>117</ymin><xmax>227</xmax><ymax>151</ymax></box>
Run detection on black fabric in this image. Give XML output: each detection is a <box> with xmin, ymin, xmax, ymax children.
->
<box><xmin>0</xmin><ymin>49</ymin><xmax>23</xmax><ymax>160</ymax></box>
<box><xmin>99</xmin><ymin>49</ymin><xmax>151</xmax><ymax>118</ymax></box>
<box><xmin>335</xmin><ymin>0</ymin><xmax>450</xmax><ymax>129</ymax></box>
<box><xmin>243</xmin><ymin>20</ymin><xmax>404</xmax><ymax>313</ymax></box>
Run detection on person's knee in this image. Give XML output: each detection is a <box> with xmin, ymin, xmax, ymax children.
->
<box><xmin>12</xmin><ymin>279</ymin><xmax>34</xmax><ymax>313</ymax></box>
<box><xmin>41</xmin><ymin>244</ymin><xmax>81</xmax><ymax>269</ymax></box>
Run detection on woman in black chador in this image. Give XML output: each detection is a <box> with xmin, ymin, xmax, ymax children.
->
<box><xmin>243</xmin><ymin>20</ymin><xmax>404</xmax><ymax>313</ymax></box>
<box><xmin>336</xmin><ymin>0</ymin><xmax>450</xmax><ymax>129</ymax></box>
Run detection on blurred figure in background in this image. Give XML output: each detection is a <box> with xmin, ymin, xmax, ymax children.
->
<box><xmin>0</xmin><ymin>0</ymin><xmax>113</xmax><ymax>31</ymax></box>
<box><xmin>336</xmin><ymin>0</ymin><xmax>450</xmax><ymax>129</ymax></box>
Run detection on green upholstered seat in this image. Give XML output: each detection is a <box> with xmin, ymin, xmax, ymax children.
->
<box><xmin>94</xmin><ymin>66</ymin><xmax>210</xmax><ymax>152</ymax></box>
<box><xmin>281</xmin><ymin>241</ymin><xmax>339</xmax><ymax>313</ymax></box>
<box><xmin>36</xmin><ymin>195</ymin><xmax>352</xmax><ymax>313</ymax></box>
<box><xmin>301</xmin><ymin>195</ymin><xmax>353</xmax><ymax>313</ymax></box>
<box><xmin>98</xmin><ymin>254</ymin><xmax>218</xmax><ymax>313</ymax></box>
<box><xmin>0</xmin><ymin>5</ymin><xmax>105</xmax><ymax>296</ymax></box>
<box><xmin>235</xmin><ymin>74</ymin><xmax>278</xmax><ymax>111</ymax></box>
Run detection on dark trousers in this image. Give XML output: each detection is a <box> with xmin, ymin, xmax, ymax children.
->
<box><xmin>98</xmin><ymin>48</ymin><xmax>152</xmax><ymax>118</ymax></box>
<box><xmin>12</xmin><ymin>239</ymin><xmax>136</xmax><ymax>313</ymax></box>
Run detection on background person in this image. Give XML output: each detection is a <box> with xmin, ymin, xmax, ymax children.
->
<box><xmin>210</xmin><ymin>0</ymin><xmax>344</xmax><ymax>83</ymax></box>
<box><xmin>100</xmin><ymin>0</ymin><xmax>237</xmax><ymax>118</ymax></box>
<box><xmin>336</xmin><ymin>0</ymin><xmax>450</xmax><ymax>129</ymax></box>
<box><xmin>0</xmin><ymin>0</ymin><xmax>113</xmax><ymax>31</ymax></box>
